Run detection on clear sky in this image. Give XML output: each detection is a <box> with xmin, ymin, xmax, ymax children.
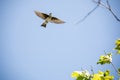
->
<box><xmin>0</xmin><ymin>0</ymin><xmax>120</xmax><ymax>80</ymax></box>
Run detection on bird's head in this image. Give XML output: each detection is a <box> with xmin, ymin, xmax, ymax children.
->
<box><xmin>49</xmin><ymin>13</ymin><xmax>52</xmax><ymax>16</ymax></box>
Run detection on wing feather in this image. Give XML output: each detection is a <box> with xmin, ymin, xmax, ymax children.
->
<box><xmin>51</xmin><ymin>17</ymin><xmax>65</xmax><ymax>24</ymax></box>
<box><xmin>34</xmin><ymin>11</ymin><xmax>49</xmax><ymax>20</ymax></box>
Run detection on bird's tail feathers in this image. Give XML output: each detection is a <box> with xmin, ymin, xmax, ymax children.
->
<box><xmin>41</xmin><ymin>23</ymin><xmax>47</xmax><ymax>28</ymax></box>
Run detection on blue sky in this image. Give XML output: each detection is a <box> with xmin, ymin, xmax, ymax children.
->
<box><xmin>0</xmin><ymin>0</ymin><xmax>120</xmax><ymax>80</ymax></box>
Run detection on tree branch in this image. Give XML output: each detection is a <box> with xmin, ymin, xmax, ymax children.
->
<box><xmin>77</xmin><ymin>0</ymin><xmax>120</xmax><ymax>24</ymax></box>
<box><xmin>94</xmin><ymin>0</ymin><xmax>120</xmax><ymax>22</ymax></box>
<box><xmin>111</xmin><ymin>62</ymin><xmax>119</xmax><ymax>75</ymax></box>
<box><xmin>106</xmin><ymin>0</ymin><xmax>120</xmax><ymax>21</ymax></box>
<box><xmin>76</xmin><ymin>0</ymin><xmax>101</xmax><ymax>24</ymax></box>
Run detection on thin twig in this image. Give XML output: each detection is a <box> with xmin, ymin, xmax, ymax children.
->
<box><xmin>90</xmin><ymin>65</ymin><xmax>94</xmax><ymax>74</ymax></box>
<box><xmin>104</xmin><ymin>51</ymin><xmax>119</xmax><ymax>74</ymax></box>
<box><xmin>111</xmin><ymin>62</ymin><xmax>119</xmax><ymax>74</ymax></box>
<box><xmin>76</xmin><ymin>5</ymin><xmax>99</xmax><ymax>24</ymax></box>
<box><xmin>77</xmin><ymin>0</ymin><xmax>120</xmax><ymax>24</ymax></box>
<box><xmin>106</xmin><ymin>0</ymin><xmax>120</xmax><ymax>21</ymax></box>
<box><xmin>104</xmin><ymin>50</ymin><xmax>107</xmax><ymax>55</ymax></box>
<box><xmin>106</xmin><ymin>0</ymin><xmax>111</xmax><ymax>9</ymax></box>
<box><xmin>76</xmin><ymin>0</ymin><xmax>101</xmax><ymax>24</ymax></box>
<box><xmin>93</xmin><ymin>0</ymin><xmax>109</xmax><ymax>9</ymax></box>
<box><xmin>95</xmin><ymin>0</ymin><xmax>120</xmax><ymax>22</ymax></box>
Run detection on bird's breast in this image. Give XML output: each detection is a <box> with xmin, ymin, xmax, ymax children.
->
<box><xmin>45</xmin><ymin>17</ymin><xmax>52</xmax><ymax>22</ymax></box>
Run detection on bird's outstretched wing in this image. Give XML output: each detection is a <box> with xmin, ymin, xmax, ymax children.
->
<box><xmin>34</xmin><ymin>11</ymin><xmax>49</xmax><ymax>20</ymax></box>
<box><xmin>51</xmin><ymin>17</ymin><xmax>65</xmax><ymax>24</ymax></box>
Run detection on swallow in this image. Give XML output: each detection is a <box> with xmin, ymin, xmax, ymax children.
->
<box><xmin>34</xmin><ymin>11</ymin><xmax>65</xmax><ymax>28</ymax></box>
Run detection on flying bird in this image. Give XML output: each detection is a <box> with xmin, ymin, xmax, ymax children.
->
<box><xmin>34</xmin><ymin>11</ymin><xmax>65</xmax><ymax>28</ymax></box>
